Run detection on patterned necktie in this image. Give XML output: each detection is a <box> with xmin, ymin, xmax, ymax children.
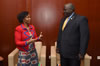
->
<box><xmin>62</xmin><ymin>17</ymin><xmax>69</xmax><ymax>31</ymax></box>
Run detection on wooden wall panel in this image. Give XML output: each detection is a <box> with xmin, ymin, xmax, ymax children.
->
<box><xmin>88</xmin><ymin>0</ymin><xmax>100</xmax><ymax>65</ymax></box>
<box><xmin>0</xmin><ymin>0</ymin><xmax>27</xmax><ymax>66</ymax></box>
<box><xmin>31</xmin><ymin>0</ymin><xmax>64</xmax><ymax>65</ymax></box>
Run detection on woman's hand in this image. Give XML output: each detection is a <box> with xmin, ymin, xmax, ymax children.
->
<box><xmin>38</xmin><ymin>32</ymin><xmax>43</xmax><ymax>40</ymax></box>
<box><xmin>27</xmin><ymin>32</ymin><xmax>43</xmax><ymax>44</ymax></box>
<box><xmin>27</xmin><ymin>39</ymin><xmax>37</xmax><ymax>44</ymax></box>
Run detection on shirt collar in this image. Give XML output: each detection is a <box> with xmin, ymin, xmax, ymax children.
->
<box><xmin>69</xmin><ymin>12</ymin><xmax>75</xmax><ymax>18</ymax></box>
<box><xmin>21</xmin><ymin>24</ymin><xmax>33</xmax><ymax>30</ymax></box>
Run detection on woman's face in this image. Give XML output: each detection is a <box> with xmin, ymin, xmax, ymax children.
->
<box><xmin>23</xmin><ymin>14</ymin><xmax>31</xmax><ymax>24</ymax></box>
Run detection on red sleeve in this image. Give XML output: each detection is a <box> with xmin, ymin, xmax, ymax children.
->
<box><xmin>15</xmin><ymin>27</ymin><xmax>27</xmax><ymax>46</ymax></box>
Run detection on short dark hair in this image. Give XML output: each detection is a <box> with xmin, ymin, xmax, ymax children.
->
<box><xmin>17</xmin><ymin>11</ymin><xmax>29</xmax><ymax>23</ymax></box>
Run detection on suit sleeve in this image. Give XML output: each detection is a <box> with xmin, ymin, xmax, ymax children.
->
<box><xmin>15</xmin><ymin>27</ymin><xmax>27</xmax><ymax>46</ymax></box>
<box><xmin>57</xmin><ymin>19</ymin><xmax>63</xmax><ymax>49</ymax></box>
<box><xmin>79</xmin><ymin>17</ymin><xmax>89</xmax><ymax>57</ymax></box>
<box><xmin>57</xmin><ymin>29</ymin><xmax>61</xmax><ymax>49</ymax></box>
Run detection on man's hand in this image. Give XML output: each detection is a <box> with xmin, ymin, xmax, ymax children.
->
<box><xmin>78</xmin><ymin>53</ymin><xmax>84</xmax><ymax>60</ymax></box>
<box><xmin>56</xmin><ymin>48</ymin><xmax>60</xmax><ymax>53</ymax></box>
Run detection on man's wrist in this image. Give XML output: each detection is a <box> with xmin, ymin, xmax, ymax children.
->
<box><xmin>79</xmin><ymin>53</ymin><xmax>84</xmax><ymax>59</ymax></box>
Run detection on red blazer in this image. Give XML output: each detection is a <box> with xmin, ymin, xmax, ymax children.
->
<box><xmin>15</xmin><ymin>24</ymin><xmax>39</xmax><ymax>52</ymax></box>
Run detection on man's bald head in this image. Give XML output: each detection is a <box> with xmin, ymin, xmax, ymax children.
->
<box><xmin>64</xmin><ymin>3</ymin><xmax>75</xmax><ymax>17</ymax></box>
<box><xmin>64</xmin><ymin>3</ymin><xmax>75</xmax><ymax>11</ymax></box>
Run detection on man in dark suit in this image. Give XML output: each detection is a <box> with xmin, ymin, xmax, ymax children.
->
<box><xmin>57</xmin><ymin>3</ymin><xmax>89</xmax><ymax>66</ymax></box>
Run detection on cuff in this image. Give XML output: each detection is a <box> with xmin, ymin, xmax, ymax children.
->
<box><xmin>25</xmin><ymin>41</ymin><xmax>27</xmax><ymax>46</ymax></box>
<box><xmin>37</xmin><ymin>37</ymin><xmax>39</xmax><ymax>40</ymax></box>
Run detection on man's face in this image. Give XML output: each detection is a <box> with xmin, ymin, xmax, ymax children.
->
<box><xmin>64</xmin><ymin>5</ymin><xmax>73</xmax><ymax>17</ymax></box>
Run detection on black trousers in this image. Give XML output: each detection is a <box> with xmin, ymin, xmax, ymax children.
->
<box><xmin>60</xmin><ymin>56</ymin><xmax>80</xmax><ymax>66</ymax></box>
<box><xmin>0</xmin><ymin>61</ymin><xmax>3</xmax><ymax>66</ymax></box>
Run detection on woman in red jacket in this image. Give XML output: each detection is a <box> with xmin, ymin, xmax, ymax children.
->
<box><xmin>15</xmin><ymin>11</ymin><xmax>43</xmax><ymax>66</ymax></box>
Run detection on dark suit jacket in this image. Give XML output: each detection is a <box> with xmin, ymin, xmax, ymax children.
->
<box><xmin>57</xmin><ymin>13</ymin><xmax>89</xmax><ymax>58</ymax></box>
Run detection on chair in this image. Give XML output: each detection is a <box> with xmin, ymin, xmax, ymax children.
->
<box><xmin>50</xmin><ymin>42</ymin><xmax>92</xmax><ymax>66</ymax></box>
<box><xmin>8</xmin><ymin>41</ymin><xmax>46</xmax><ymax>66</ymax></box>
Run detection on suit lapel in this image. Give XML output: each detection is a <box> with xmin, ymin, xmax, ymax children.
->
<box><xmin>60</xmin><ymin>16</ymin><xmax>67</xmax><ymax>30</ymax></box>
<box><xmin>64</xmin><ymin>13</ymin><xmax>77</xmax><ymax>30</ymax></box>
